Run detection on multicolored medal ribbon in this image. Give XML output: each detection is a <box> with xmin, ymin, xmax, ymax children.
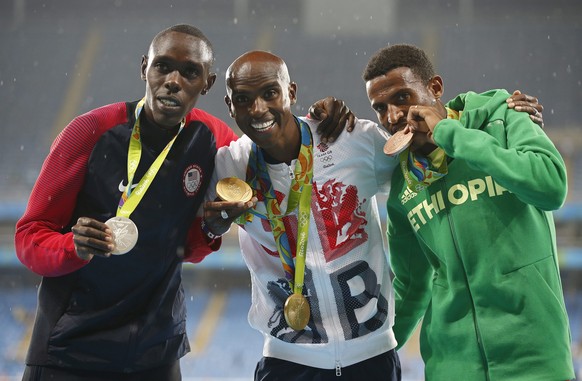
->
<box><xmin>107</xmin><ymin>97</ymin><xmax>185</xmax><ymax>255</ymax></box>
<box><xmin>243</xmin><ymin>117</ymin><xmax>313</xmax><ymax>330</ymax></box>
<box><xmin>398</xmin><ymin>107</ymin><xmax>461</xmax><ymax>192</ymax></box>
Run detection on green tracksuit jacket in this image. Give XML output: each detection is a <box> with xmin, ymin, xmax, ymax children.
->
<box><xmin>388</xmin><ymin>89</ymin><xmax>574</xmax><ymax>380</ymax></box>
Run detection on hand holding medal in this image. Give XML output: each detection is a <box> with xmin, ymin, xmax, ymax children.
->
<box><xmin>105</xmin><ymin>216</ymin><xmax>139</xmax><ymax>255</ymax></box>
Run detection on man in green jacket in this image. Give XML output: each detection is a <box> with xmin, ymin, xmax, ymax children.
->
<box><xmin>363</xmin><ymin>43</ymin><xmax>575</xmax><ymax>380</ymax></box>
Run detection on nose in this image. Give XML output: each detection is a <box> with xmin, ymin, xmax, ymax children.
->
<box><xmin>250</xmin><ymin>97</ymin><xmax>268</xmax><ymax>117</ymax></box>
<box><xmin>164</xmin><ymin>70</ymin><xmax>182</xmax><ymax>93</ymax></box>
<box><xmin>387</xmin><ymin>104</ymin><xmax>404</xmax><ymax>125</ymax></box>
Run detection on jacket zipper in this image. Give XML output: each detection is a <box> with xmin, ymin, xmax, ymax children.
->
<box><xmin>440</xmin><ymin>179</ymin><xmax>491</xmax><ymax>381</ymax></box>
<box><xmin>309</xmin><ymin>223</ymin><xmax>342</xmax><ymax>376</ymax></box>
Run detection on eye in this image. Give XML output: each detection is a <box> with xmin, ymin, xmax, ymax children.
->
<box><xmin>233</xmin><ymin>94</ymin><xmax>250</xmax><ymax>104</ymax></box>
<box><xmin>263</xmin><ymin>89</ymin><xmax>278</xmax><ymax>100</ymax></box>
<box><xmin>395</xmin><ymin>92</ymin><xmax>412</xmax><ymax>104</ymax></box>
<box><xmin>154</xmin><ymin>62</ymin><xmax>170</xmax><ymax>73</ymax></box>
<box><xmin>183</xmin><ymin>66</ymin><xmax>200</xmax><ymax>79</ymax></box>
<box><xmin>373</xmin><ymin>104</ymin><xmax>387</xmax><ymax>113</ymax></box>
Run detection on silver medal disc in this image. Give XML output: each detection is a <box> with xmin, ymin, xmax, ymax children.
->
<box><xmin>105</xmin><ymin>216</ymin><xmax>139</xmax><ymax>255</ymax></box>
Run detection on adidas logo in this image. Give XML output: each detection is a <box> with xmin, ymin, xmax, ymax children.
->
<box><xmin>401</xmin><ymin>187</ymin><xmax>417</xmax><ymax>205</ymax></box>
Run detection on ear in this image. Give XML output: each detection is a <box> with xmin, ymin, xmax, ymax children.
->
<box><xmin>140</xmin><ymin>55</ymin><xmax>148</xmax><ymax>81</ymax></box>
<box><xmin>289</xmin><ymin>82</ymin><xmax>298</xmax><ymax>105</ymax></box>
<box><xmin>202</xmin><ymin>72</ymin><xmax>217</xmax><ymax>95</ymax></box>
<box><xmin>224</xmin><ymin>95</ymin><xmax>235</xmax><ymax>118</ymax></box>
<box><xmin>428</xmin><ymin>75</ymin><xmax>444</xmax><ymax>99</ymax></box>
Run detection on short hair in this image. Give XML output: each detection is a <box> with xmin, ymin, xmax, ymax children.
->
<box><xmin>362</xmin><ymin>44</ymin><xmax>434</xmax><ymax>84</ymax></box>
<box><xmin>151</xmin><ymin>24</ymin><xmax>215</xmax><ymax>64</ymax></box>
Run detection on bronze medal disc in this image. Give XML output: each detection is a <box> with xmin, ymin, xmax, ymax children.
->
<box><xmin>284</xmin><ymin>293</ymin><xmax>310</xmax><ymax>331</ymax></box>
<box><xmin>383</xmin><ymin>129</ymin><xmax>414</xmax><ymax>157</ymax></box>
<box><xmin>105</xmin><ymin>216</ymin><xmax>139</xmax><ymax>255</ymax></box>
<box><xmin>216</xmin><ymin>177</ymin><xmax>253</xmax><ymax>203</ymax></box>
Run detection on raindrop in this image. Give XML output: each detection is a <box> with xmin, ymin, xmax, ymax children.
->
<box><xmin>20</xmin><ymin>146</ymin><xmax>24</xmax><ymax>151</ymax></box>
<box><xmin>292</xmin><ymin>18</ymin><xmax>298</xmax><ymax>24</ymax></box>
<box><xmin>233</xmin><ymin>17</ymin><xmax>238</xmax><ymax>24</ymax></box>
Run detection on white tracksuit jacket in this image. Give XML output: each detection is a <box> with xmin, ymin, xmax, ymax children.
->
<box><xmin>208</xmin><ymin>116</ymin><xmax>398</xmax><ymax>370</ymax></box>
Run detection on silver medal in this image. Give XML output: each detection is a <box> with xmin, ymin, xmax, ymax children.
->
<box><xmin>105</xmin><ymin>216</ymin><xmax>139</xmax><ymax>255</ymax></box>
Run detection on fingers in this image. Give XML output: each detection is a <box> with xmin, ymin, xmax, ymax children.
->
<box><xmin>309</xmin><ymin>96</ymin><xmax>339</xmax><ymax>122</ymax></box>
<box><xmin>71</xmin><ymin>217</ymin><xmax>114</xmax><ymax>260</ymax></box>
<box><xmin>308</xmin><ymin>99</ymin><xmax>328</xmax><ymax>121</ymax></box>
<box><xmin>311</xmin><ymin>97</ymin><xmax>357</xmax><ymax>144</ymax></box>
<box><xmin>203</xmin><ymin>198</ymin><xmax>258</xmax><ymax>235</ymax></box>
<box><xmin>506</xmin><ymin>91</ymin><xmax>544</xmax><ymax>128</ymax></box>
<box><xmin>507</xmin><ymin>92</ymin><xmax>543</xmax><ymax>112</ymax></box>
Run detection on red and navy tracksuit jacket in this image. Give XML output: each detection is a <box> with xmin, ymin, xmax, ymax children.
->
<box><xmin>15</xmin><ymin>100</ymin><xmax>237</xmax><ymax>372</ymax></box>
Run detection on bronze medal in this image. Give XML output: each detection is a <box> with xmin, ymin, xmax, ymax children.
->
<box><xmin>284</xmin><ymin>293</ymin><xmax>310</xmax><ymax>331</ymax></box>
<box><xmin>105</xmin><ymin>216</ymin><xmax>139</xmax><ymax>255</ymax></box>
<box><xmin>383</xmin><ymin>129</ymin><xmax>414</xmax><ymax>157</ymax></box>
<box><xmin>216</xmin><ymin>177</ymin><xmax>253</xmax><ymax>203</ymax></box>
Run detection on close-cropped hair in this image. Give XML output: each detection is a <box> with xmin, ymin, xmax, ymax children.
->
<box><xmin>363</xmin><ymin>43</ymin><xmax>435</xmax><ymax>84</ymax></box>
<box><xmin>152</xmin><ymin>24</ymin><xmax>215</xmax><ymax>64</ymax></box>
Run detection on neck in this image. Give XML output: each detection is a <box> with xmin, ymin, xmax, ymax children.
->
<box><xmin>262</xmin><ymin>117</ymin><xmax>301</xmax><ymax>165</ymax></box>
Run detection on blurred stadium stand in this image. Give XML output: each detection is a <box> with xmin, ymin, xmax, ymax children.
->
<box><xmin>0</xmin><ymin>0</ymin><xmax>581</xmax><ymax>379</ymax></box>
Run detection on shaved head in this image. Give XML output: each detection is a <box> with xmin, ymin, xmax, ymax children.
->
<box><xmin>225</xmin><ymin>50</ymin><xmax>290</xmax><ymax>92</ymax></box>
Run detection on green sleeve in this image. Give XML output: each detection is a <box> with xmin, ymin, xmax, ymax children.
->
<box><xmin>387</xmin><ymin>196</ymin><xmax>433</xmax><ymax>350</ymax></box>
<box><xmin>433</xmin><ymin>107</ymin><xmax>567</xmax><ymax>211</ymax></box>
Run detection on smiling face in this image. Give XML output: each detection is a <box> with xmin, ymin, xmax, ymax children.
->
<box><xmin>140</xmin><ymin>31</ymin><xmax>216</xmax><ymax>129</ymax></box>
<box><xmin>224</xmin><ymin>51</ymin><xmax>299</xmax><ymax>161</ymax></box>
<box><xmin>366</xmin><ymin>66</ymin><xmax>440</xmax><ymax>135</ymax></box>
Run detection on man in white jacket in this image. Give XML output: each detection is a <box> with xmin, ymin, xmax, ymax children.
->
<box><xmin>202</xmin><ymin>50</ymin><xmax>401</xmax><ymax>380</ymax></box>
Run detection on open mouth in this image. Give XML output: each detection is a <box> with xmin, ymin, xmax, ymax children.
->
<box><xmin>251</xmin><ymin>120</ymin><xmax>276</xmax><ymax>133</ymax></box>
<box><xmin>158</xmin><ymin>97</ymin><xmax>181</xmax><ymax>110</ymax></box>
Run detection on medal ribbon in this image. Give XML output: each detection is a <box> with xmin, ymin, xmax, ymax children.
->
<box><xmin>398</xmin><ymin>107</ymin><xmax>461</xmax><ymax>192</ymax></box>
<box><xmin>117</xmin><ymin>97</ymin><xmax>185</xmax><ymax>217</ymax></box>
<box><xmin>244</xmin><ymin>117</ymin><xmax>313</xmax><ymax>294</ymax></box>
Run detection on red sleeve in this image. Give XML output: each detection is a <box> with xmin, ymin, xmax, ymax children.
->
<box><xmin>14</xmin><ymin>103</ymin><xmax>127</xmax><ymax>277</ymax></box>
<box><xmin>183</xmin><ymin>216</ymin><xmax>222</xmax><ymax>263</ymax></box>
<box><xmin>182</xmin><ymin>109</ymin><xmax>238</xmax><ymax>262</ymax></box>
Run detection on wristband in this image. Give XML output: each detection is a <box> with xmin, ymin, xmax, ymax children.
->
<box><xmin>201</xmin><ymin>219</ymin><xmax>223</xmax><ymax>240</ymax></box>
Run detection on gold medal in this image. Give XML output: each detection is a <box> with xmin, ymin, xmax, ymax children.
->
<box><xmin>105</xmin><ymin>216</ymin><xmax>139</xmax><ymax>255</ymax></box>
<box><xmin>284</xmin><ymin>293</ymin><xmax>310</xmax><ymax>331</ymax></box>
<box><xmin>216</xmin><ymin>177</ymin><xmax>253</xmax><ymax>202</ymax></box>
<box><xmin>383</xmin><ymin>129</ymin><xmax>414</xmax><ymax>157</ymax></box>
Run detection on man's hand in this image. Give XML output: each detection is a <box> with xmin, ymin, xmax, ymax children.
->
<box><xmin>308</xmin><ymin>96</ymin><xmax>356</xmax><ymax>144</ymax></box>
<box><xmin>404</xmin><ymin>101</ymin><xmax>447</xmax><ymax>151</ymax></box>
<box><xmin>71</xmin><ymin>217</ymin><xmax>115</xmax><ymax>261</ymax></box>
<box><xmin>507</xmin><ymin>90</ymin><xmax>544</xmax><ymax>128</ymax></box>
<box><xmin>203</xmin><ymin>198</ymin><xmax>257</xmax><ymax>236</ymax></box>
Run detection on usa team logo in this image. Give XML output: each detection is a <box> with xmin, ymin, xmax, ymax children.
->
<box><xmin>183</xmin><ymin>165</ymin><xmax>202</xmax><ymax>196</ymax></box>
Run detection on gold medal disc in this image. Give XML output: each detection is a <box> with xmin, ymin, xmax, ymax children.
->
<box><xmin>383</xmin><ymin>129</ymin><xmax>414</xmax><ymax>157</ymax></box>
<box><xmin>216</xmin><ymin>177</ymin><xmax>253</xmax><ymax>202</ymax></box>
<box><xmin>284</xmin><ymin>293</ymin><xmax>310</xmax><ymax>331</ymax></box>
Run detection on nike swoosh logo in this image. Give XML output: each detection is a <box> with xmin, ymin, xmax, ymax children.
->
<box><xmin>118</xmin><ymin>181</ymin><xmax>139</xmax><ymax>193</ymax></box>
